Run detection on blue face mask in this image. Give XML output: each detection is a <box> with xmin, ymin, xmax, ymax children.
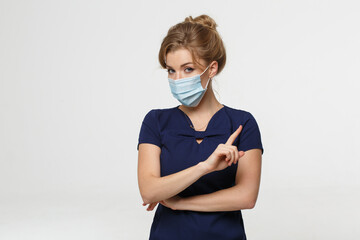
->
<box><xmin>168</xmin><ymin>65</ymin><xmax>211</xmax><ymax>107</ymax></box>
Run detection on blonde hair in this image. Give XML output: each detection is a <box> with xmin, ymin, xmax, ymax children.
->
<box><xmin>158</xmin><ymin>14</ymin><xmax>226</xmax><ymax>74</ymax></box>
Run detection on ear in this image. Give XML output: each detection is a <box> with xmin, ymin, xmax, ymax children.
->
<box><xmin>209</xmin><ymin>61</ymin><xmax>218</xmax><ymax>78</ymax></box>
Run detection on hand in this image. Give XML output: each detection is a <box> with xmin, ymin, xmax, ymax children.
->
<box><xmin>159</xmin><ymin>195</ymin><xmax>182</xmax><ymax>211</ymax></box>
<box><xmin>203</xmin><ymin>125</ymin><xmax>245</xmax><ymax>172</ymax></box>
<box><xmin>142</xmin><ymin>201</ymin><xmax>159</xmax><ymax>211</ymax></box>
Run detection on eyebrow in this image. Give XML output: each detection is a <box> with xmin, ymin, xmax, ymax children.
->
<box><xmin>165</xmin><ymin>62</ymin><xmax>194</xmax><ymax>68</ymax></box>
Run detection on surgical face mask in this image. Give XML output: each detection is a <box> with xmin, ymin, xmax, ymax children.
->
<box><xmin>168</xmin><ymin>65</ymin><xmax>211</xmax><ymax>107</ymax></box>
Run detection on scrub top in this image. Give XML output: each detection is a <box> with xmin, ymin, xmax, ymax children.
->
<box><xmin>137</xmin><ymin>104</ymin><xmax>264</xmax><ymax>240</ymax></box>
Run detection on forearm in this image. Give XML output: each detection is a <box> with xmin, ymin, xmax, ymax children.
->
<box><xmin>142</xmin><ymin>162</ymin><xmax>211</xmax><ymax>204</ymax></box>
<box><xmin>177</xmin><ymin>185</ymin><xmax>255</xmax><ymax>212</ymax></box>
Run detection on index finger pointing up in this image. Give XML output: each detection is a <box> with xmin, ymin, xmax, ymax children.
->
<box><xmin>225</xmin><ymin>125</ymin><xmax>243</xmax><ymax>145</ymax></box>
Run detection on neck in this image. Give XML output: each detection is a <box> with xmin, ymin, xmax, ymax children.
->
<box><xmin>179</xmin><ymin>81</ymin><xmax>223</xmax><ymax>116</ymax></box>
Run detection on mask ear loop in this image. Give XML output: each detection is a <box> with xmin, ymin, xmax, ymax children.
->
<box><xmin>201</xmin><ymin>64</ymin><xmax>212</xmax><ymax>90</ymax></box>
<box><xmin>204</xmin><ymin>77</ymin><xmax>211</xmax><ymax>90</ymax></box>
<box><xmin>200</xmin><ymin>65</ymin><xmax>210</xmax><ymax>75</ymax></box>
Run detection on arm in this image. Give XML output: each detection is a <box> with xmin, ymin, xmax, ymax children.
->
<box><xmin>173</xmin><ymin>148</ymin><xmax>262</xmax><ymax>212</ymax></box>
<box><xmin>138</xmin><ymin>143</ymin><xmax>211</xmax><ymax>205</ymax></box>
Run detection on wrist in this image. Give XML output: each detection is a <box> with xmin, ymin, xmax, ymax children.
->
<box><xmin>176</xmin><ymin>197</ymin><xmax>186</xmax><ymax>210</ymax></box>
<box><xmin>197</xmin><ymin>161</ymin><xmax>212</xmax><ymax>175</ymax></box>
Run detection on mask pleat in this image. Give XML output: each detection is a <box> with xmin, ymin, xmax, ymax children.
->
<box><xmin>167</xmin><ymin>65</ymin><xmax>210</xmax><ymax>107</ymax></box>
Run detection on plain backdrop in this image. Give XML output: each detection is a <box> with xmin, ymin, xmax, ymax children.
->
<box><xmin>1</xmin><ymin>0</ymin><xmax>359</xmax><ymax>239</ymax></box>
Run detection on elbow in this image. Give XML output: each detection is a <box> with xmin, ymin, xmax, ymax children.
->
<box><xmin>140</xmin><ymin>188</ymin><xmax>159</xmax><ymax>205</ymax></box>
<box><xmin>233</xmin><ymin>184</ymin><xmax>259</xmax><ymax>209</ymax></box>
<box><xmin>140</xmin><ymin>191</ymin><xmax>154</xmax><ymax>205</ymax></box>
<box><xmin>139</xmin><ymin>177</ymin><xmax>157</xmax><ymax>204</ymax></box>
<box><xmin>141</xmin><ymin>196</ymin><xmax>150</xmax><ymax>205</ymax></box>
<box><xmin>247</xmin><ymin>194</ymin><xmax>259</xmax><ymax>209</ymax></box>
<box><xmin>246</xmin><ymin>200</ymin><xmax>256</xmax><ymax>209</ymax></box>
<box><xmin>240</xmin><ymin>196</ymin><xmax>257</xmax><ymax>209</ymax></box>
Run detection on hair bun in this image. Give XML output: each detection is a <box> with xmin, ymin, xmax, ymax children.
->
<box><xmin>184</xmin><ymin>14</ymin><xmax>217</xmax><ymax>31</ymax></box>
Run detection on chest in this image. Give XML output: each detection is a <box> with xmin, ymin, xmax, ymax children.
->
<box><xmin>159</xmin><ymin>128</ymin><xmax>232</xmax><ymax>176</ymax></box>
<box><xmin>159</xmin><ymin>128</ymin><xmax>238</xmax><ymax>193</ymax></box>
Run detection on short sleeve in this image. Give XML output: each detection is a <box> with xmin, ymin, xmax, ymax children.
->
<box><xmin>137</xmin><ymin>109</ymin><xmax>161</xmax><ymax>150</ymax></box>
<box><xmin>238</xmin><ymin>112</ymin><xmax>264</xmax><ymax>154</ymax></box>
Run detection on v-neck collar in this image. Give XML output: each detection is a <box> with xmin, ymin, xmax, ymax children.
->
<box><xmin>176</xmin><ymin>104</ymin><xmax>226</xmax><ymax>133</ymax></box>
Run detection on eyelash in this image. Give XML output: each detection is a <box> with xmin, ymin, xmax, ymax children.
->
<box><xmin>167</xmin><ymin>67</ymin><xmax>194</xmax><ymax>74</ymax></box>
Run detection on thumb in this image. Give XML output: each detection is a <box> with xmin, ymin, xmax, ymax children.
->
<box><xmin>238</xmin><ymin>151</ymin><xmax>245</xmax><ymax>158</ymax></box>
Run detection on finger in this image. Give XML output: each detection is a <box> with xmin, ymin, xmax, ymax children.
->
<box><xmin>228</xmin><ymin>147</ymin><xmax>235</xmax><ymax>166</ymax></box>
<box><xmin>217</xmin><ymin>149</ymin><xmax>231</xmax><ymax>161</ymax></box>
<box><xmin>223</xmin><ymin>145</ymin><xmax>237</xmax><ymax>165</ymax></box>
<box><xmin>147</xmin><ymin>202</ymin><xmax>158</xmax><ymax>211</ymax></box>
<box><xmin>226</xmin><ymin>151</ymin><xmax>232</xmax><ymax>162</ymax></box>
<box><xmin>225</xmin><ymin>125</ymin><xmax>243</xmax><ymax>145</ymax></box>
<box><xmin>146</xmin><ymin>203</ymin><xmax>152</xmax><ymax>210</ymax></box>
<box><xmin>225</xmin><ymin>151</ymin><xmax>231</xmax><ymax>161</ymax></box>
<box><xmin>238</xmin><ymin>151</ymin><xmax>245</xmax><ymax>158</ymax></box>
<box><xmin>229</xmin><ymin>149</ymin><xmax>236</xmax><ymax>166</ymax></box>
<box><xmin>147</xmin><ymin>203</ymin><xmax>154</xmax><ymax>210</ymax></box>
<box><xmin>224</xmin><ymin>149</ymin><xmax>233</xmax><ymax>166</ymax></box>
<box><xmin>218</xmin><ymin>144</ymin><xmax>234</xmax><ymax>161</ymax></box>
<box><xmin>233</xmin><ymin>146</ymin><xmax>240</xmax><ymax>164</ymax></box>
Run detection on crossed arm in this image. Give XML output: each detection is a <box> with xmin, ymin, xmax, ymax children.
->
<box><xmin>138</xmin><ymin>143</ymin><xmax>262</xmax><ymax>212</ymax></box>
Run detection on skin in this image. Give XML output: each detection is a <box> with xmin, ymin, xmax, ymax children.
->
<box><xmin>138</xmin><ymin>47</ymin><xmax>262</xmax><ymax>212</ymax></box>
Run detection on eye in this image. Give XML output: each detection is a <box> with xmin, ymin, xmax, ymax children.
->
<box><xmin>167</xmin><ymin>69</ymin><xmax>175</xmax><ymax>74</ymax></box>
<box><xmin>185</xmin><ymin>67</ymin><xmax>194</xmax><ymax>73</ymax></box>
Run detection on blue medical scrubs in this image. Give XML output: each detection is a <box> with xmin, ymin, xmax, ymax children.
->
<box><xmin>137</xmin><ymin>104</ymin><xmax>264</xmax><ymax>240</ymax></box>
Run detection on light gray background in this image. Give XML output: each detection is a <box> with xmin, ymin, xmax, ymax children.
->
<box><xmin>1</xmin><ymin>0</ymin><xmax>359</xmax><ymax>239</ymax></box>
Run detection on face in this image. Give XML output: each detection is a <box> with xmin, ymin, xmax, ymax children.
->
<box><xmin>165</xmin><ymin>48</ymin><xmax>217</xmax><ymax>88</ymax></box>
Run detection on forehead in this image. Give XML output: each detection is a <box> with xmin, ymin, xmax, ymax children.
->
<box><xmin>166</xmin><ymin>48</ymin><xmax>192</xmax><ymax>65</ymax></box>
<box><xmin>166</xmin><ymin>48</ymin><xmax>205</xmax><ymax>67</ymax></box>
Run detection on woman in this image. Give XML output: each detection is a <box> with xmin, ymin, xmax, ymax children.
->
<box><xmin>137</xmin><ymin>14</ymin><xmax>263</xmax><ymax>240</ymax></box>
